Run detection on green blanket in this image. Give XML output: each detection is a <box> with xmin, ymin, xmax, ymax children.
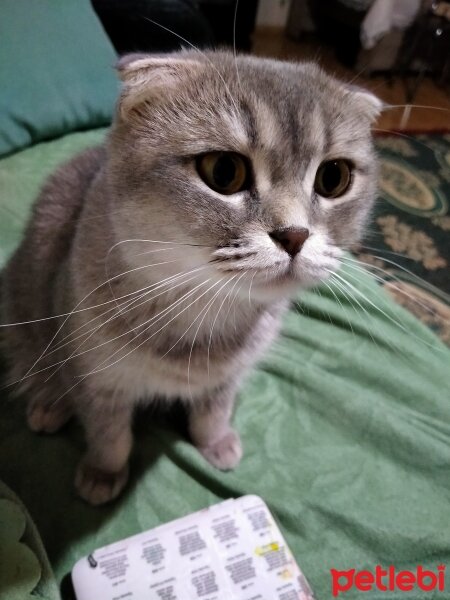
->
<box><xmin>1</xmin><ymin>131</ymin><xmax>450</xmax><ymax>600</ymax></box>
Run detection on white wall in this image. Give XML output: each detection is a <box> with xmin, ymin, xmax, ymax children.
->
<box><xmin>256</xmin><ymin>0</ymin><xmax>292</xmax><ymax>27</ymax></box>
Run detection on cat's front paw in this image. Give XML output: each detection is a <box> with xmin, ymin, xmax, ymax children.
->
<box><xmin>198</xmin><ymin>429</ymin><xmax>242</xmax><ymax>471</ymax></box>
<box><xmin>27</xmin><ymin>398</ymin><xmax>72</xmax><ymax>433</ymax></box>
<box><xmin>74</xmin><ymin>460</ymin><xmax>129</xmax><ymax>506</ymax></box>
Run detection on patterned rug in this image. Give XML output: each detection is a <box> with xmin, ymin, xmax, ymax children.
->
<box><xmin>353</xmin><ymin>132</ymin><xmax>450</xmax><ymax>345</ymax></box>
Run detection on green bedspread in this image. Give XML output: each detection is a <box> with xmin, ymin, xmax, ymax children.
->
<box><xmin>1</xmin><ymin>131</ymin><xmax>450</xmax><ymax>600</ymax></box>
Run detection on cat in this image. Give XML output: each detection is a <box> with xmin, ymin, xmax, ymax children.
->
<box><xmin>1</xmin><ymin>50</ymin><xmax>381</xmax><ymax>505</ymax></box>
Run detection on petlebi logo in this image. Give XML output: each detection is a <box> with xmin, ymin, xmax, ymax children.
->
<box><xmin>330</xmin><ymin>565</ymin><xmax>446</xmax><ymax>597</ymax></box>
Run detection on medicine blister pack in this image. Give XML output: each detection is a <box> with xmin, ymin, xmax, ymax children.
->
<box><xmin>72</xmin><ymin>495</ymin><xmax>315</xmax><ymax>600</ymax></box>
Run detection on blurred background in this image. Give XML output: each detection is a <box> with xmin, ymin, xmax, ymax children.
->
<box><xmin>92</xmin><ymin>0</ymin><xmax>450</xmax><ymax>131</ymax></box>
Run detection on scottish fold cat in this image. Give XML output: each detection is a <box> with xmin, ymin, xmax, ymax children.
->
<box><xmin>1</xmin><ymin>51</ymin><xmax>380</xmax><ymax>504</ymax></box>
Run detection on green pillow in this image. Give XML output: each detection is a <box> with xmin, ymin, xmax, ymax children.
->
<box><xmin>0</xmin><ymin>0</ymin><xmax>119</xmax><ymax>157</ymax></box>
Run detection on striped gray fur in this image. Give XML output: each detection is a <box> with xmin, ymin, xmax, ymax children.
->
<box><xmin>1</xmin><ymin>51</ymin><xmax>380</xmax><ymax>505</ymax></box>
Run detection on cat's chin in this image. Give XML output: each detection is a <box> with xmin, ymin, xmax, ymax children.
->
<box><xmin>249</xmin><ymin>271</ymin><xmax>326</xmax><ymax>303</ymax></box>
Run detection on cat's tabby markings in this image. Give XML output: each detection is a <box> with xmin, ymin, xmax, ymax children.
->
<box><xmin>1</xmin><ymin>51</ymin><xmax>380</xmax><ymax>505</ymax></box>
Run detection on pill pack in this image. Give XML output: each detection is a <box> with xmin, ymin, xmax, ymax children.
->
<box><xmin>72</xmin><ymin>495</ymin><xmax>315</xmax><ymax>600</ymax></box>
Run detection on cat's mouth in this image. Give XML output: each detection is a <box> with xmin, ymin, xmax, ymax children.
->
<box><xmin>210</xmin><ymin>242</ymin><xmax>341</xmax><ymax>300</ymax></box>
<box><xmin>269</xmin><ymin>264</ymin><xmax>298</xmax><ymax>285</ymax></box>
<box><xmin>254</xmin><ymin>254</ymin><xmax>340</xmax><ymax>295</ymax></box>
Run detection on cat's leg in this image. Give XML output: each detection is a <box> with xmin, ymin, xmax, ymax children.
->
<box><xmin>26</xmin><ymin>383</ymin><xmax>73</xmax><ymax>434</ymax></box>
<box><xmin>189</xmin><ymin>387</ymin><xmax>242</xmax><ymax>471</ymax></box>
<box><xmin>74</xmin><ymin>398</ymin><xmax>133</xmax><ymax>506</ymax></box>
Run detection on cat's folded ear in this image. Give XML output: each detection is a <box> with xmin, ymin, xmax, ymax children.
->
<box><xmin>346</xmin><ymin>85</ymin><xmax>384</xmax><ymax>123</ymax></box>
<box><xmin>116</xmin><ymin>53</ymin><xmax>203</xmax><ymax>119</ymax></box>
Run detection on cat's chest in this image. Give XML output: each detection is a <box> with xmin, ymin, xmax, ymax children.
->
<box><xmin>93</xmin><ymin>341</ymin><xmax>247</xmax><ymax>401</ymax></box>
<box><xmin>102</xmin><ymin>293</ymin><xmax>263</xmax><ymax>363</ymax></box>
<box><xmin>88</xmin><ymin>308</ymin><xmax>279</xmax><ymax>402</ymax></box>
<box><xmin>73</xmin><ymin>284</ymin><xmax>283</xmax><ymax>401</ymax></box>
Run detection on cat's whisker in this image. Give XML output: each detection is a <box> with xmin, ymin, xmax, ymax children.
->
<box><xmin>340</xmin><ymin>258</ymin><xmax>445</xmax><ymax>320</ymax></box>
<box><xmin>0</xmin><ymin>261</ymin><xmax>188</xmax><ymax>329</ymax></box>
<box><xmin>42</xmin><ymin>373</ymin><xmax>87</xmax><ymax>414</ymax></box>
<box><xmin>335</xmin><ymin>268</ymin><xmax>422</xmax><ymax>364</ymax></box>
<box><xmin>377</xmin><ymin>103</ymin><xmax>450</xmax><ymax>132</ymax></box>
<box><xmin>12</xmin><ymin>261</ymin><xmax>159</xmax><ymax>386</ymax></box>
<box><xmin>350</xmin><ymin>252</ymin><xmax>450</xmax><ymax>303</ymax></box>
<box><xmin>18</xmin><ymin>257</ymin><xmax>182</xmax><ymax>385</ymax></box>
<box><xmin>43</xmin><ymin>279</ymin><xmax>222</xmax><ymax>411</ymax></box>
<box><xmin>9</xmin><ymin>274</ymin><xmax>215</xmax><ymax>390</ymax></box>
<box><xmin>131</xmin><ymin>247</ymin><xmax>176</xmax><ymax>258</ymax></box>
<box><xmin>61</xmin><ymin>278</ymin><xmax>211</xmax><ymax>381</ymax></box>
<box><xmin>330</xmin><ymin>268</ymin><xmax>444</xmax><ymax>353</ymax></box>
<box><xmin>313</xmin><ymin>286</ymin><xmax>335</xmax><ymax>328</ymax></box>
<box><xmin>0</xmin><ymin>282</ymin><xmax>152</xmax><ymax>329</ymax></box>
<box><xmin>59</xmin><ymin>277</ymin><xmax>214</xmax><ymax>375</ymax></box>
<box><xmin>2</xmin><ymin>275</ymin><xmax>203</xmax><ymax>389</ymax></box>
<box><xmin>345</xmin><ymin>62</ymin><xmax>370</xmax><ymax>86</ymax></box>
<box><xmin>321</xmin><ymin>280</ymin><xmax>355</xmax><ymax>336</ymax></box>
<box><xmin>106</xmin><ymin>238</ymin><xmax>211</xmax><ymax>255</ymax></box>
<box><xmin>158</xmin><ymin>279</ymin><xmax>227</xmax><ymax>362</ymax></box>
<box><xmin>186</xmin><ymin>276</ymin><xmax>237</xmax><ymax>399</ymax></box>
<box><xmin>317</xmin><ymin>282</ymin><xmax>361</xmax><ymax>345</ymax></box>
<box><xmin>232</xmin><ymin>275</ymin><xmax>248</xmax><ymax>334</ymax></box>
<box><xmin>328</xmin><ymin>273</ymin><xmax>385</xmax><ymax>353</ymax></box>
<box><xmin>42</xmin><ymin>271</ymin><xmax>208</xmax><ymax>385</ymax></box>
<box><xmin>142</xmin><ymin>17</ymin><xmax>241</xmax><ymax>117</ymax></box>
<box><xmin>340</xmin><ymin>256</ymin><xmax>450</xmax><ymax>320</ymax></box>
<box><xmin>232</xmin><ymin>0</ymin><xmax>243</xmax><ymax>94</ymax></box>
<box><xmin>222</xmin><ymin>270</ymin><xmax>247</xmax><ymax>335</ymax></box>
<box><xmin>4</xmin><ymin>267</ymin><xmax>211</xmax><ymax>390</ymax></box>
<box><xmin>49</xmin><ymin>286</ymin><xmax>158</xmax><ymax>355</ymax></box>
<box><xmin>105</xmin><ymin>244</ymin><xmax>179</xmax><ymax>335</ymax></box>
<box><xmin>207</xmin><ymin>271</ymin><xmax>247</xmax><ymax>382</ymax></box>
<box><xmin>248</xmin><ymin>271</ymin><xmax>257</xmax><ymax>307</ymax></box>
<box><xmin>83</xmin><ymin>277</ymin><xmax>224</xmax><ymax>377</ymax></box>
<box><xmin>357</xmin><ymin>244</ymin><xmax>421</xmax><ymax>261</ymax></box>
<box><xmin>382</xmin><ymin>104</ymin><xmax>450</xmax><ymax>114</ymax></box>
<box><xmin>0</xmin><ymin>258</ymin><xmax>182</xmax><ymax>330</ymax></box>
<box><xmin>332</xmin><ymin>272</ymin><xmax>414</xmax><ymax>363</ymax></box>
<box><xmin>43</xmin><ymin>288</ymin><xmax>157</xmax><ymax>384</ymax></box>
<box><xmin>331</xmin><ymin>269</ymin><xmax>436</xmax><ymax>367</ymax></box>
<box><xmin>47</xmin><ymin>265</ymin><xmax>200</xmax><ymax>356</ymax></box>
<box><xmin>372</xmin><ymin>127</ymin><xmax>446</xmax><ymax>158</ymax></box>
<box><xmin>49</xmin><ymin>265</ymin><xmax>209</xmax><ymax>354</ymax></box>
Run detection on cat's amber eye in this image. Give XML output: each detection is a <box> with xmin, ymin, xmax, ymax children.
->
<box><xmin>314</xmin><ymin>159</ymin><xmax>353</xmax><ymax>199</ymax></box>
<box><xmin>196</xmin><ymin>152</ymin><xmax>249</xmax><ymax>195</ymax></box>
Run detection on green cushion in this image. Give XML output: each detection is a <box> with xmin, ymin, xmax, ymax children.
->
<box><xmin>0</xmin><ymin>482</ymin><xmax>60</xmax><ymax>600</ymax></box>
<box><xmin>0</xmin><ymin>0</ymin><xmax>118</xmax><ymax>157</ymax></box>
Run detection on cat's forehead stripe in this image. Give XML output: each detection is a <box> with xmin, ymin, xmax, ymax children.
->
<box><xmin>251</xmin><ymin>100</ymin><xmax>282</xmax><ymax>149</ymax></box>
<box><xmin>310</xmin><ymin>105</ymin><xmax>327</xmax><ymax>156</ymax></box>
<box><xmin>222</xmin><ymin>111</ymin><xmax>249</xmax><ymax>149</ymax></box>
<box><xmin>243</xmin><ymin>98</ymin><xmax>288</xmax><ymax>187</ymax></box>
<box><xmin>239</xmin><ymin>99</ymin><xmax>258</xmax><ymax>147</ymax></box>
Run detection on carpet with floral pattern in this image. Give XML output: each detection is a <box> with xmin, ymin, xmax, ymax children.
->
<box><xmin>353</xmin><ymin>132</ymin><xmax>450</xmax><ymax>345</ymax></box>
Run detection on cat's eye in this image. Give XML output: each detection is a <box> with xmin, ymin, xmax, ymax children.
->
<box><xmin>314</xmin><ymin>159</ymin><xmax>353</xmax><ymax>199</ymax></box>
<box><xmin>196</xmin><ymin>152</ymin><xmax>249</xmax><ymax>195</ymax></box>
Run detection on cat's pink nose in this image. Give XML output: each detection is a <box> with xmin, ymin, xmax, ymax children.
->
<box><xmin>270</xmin><ymin>227</ymin><xmax>310</xmax><ymax>257</ymax></box>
